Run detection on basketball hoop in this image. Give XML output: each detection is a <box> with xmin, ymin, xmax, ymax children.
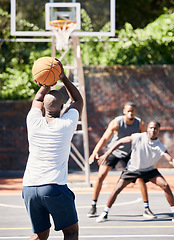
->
<box><xmin>49</xmin><ymin>20</ymin><xmax>77</xmax><ymax>51</ymax></box>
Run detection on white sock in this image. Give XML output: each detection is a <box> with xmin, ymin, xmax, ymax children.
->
<box><xmin>144</xmin><ymin>201</ymin><xmax>149</xmax><ymax>209</ymax></box>
<box><xmin>104</xmin><ymin>206</ymin><xmax>110</xmax><ymax>213</ymax></box>
<box><xmin>92</xmin><ymin>200</ymin><xmax>97</xmax><ymax>206</ymax></box>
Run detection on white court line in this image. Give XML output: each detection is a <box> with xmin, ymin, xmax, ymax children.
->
<box><xmin>0</xmin><ymin>197</ymin><xmax>142</xmax><ymax>209</ymax></box>
<box><xmin>0</xmin><ymin>203</ymin><xmax>25</xmax><ymax>208</ymax></box>
<box><xmin>77</xmin><ymin>197</ymin><xmax>142</xmax><ymax>209</ymax></box>
<box><xmin>0</xmin><ymin>235</ymin><xmax>174</xmax><ymax>239</ymax></box>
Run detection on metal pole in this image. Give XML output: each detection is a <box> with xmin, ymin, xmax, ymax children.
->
<box><xmin>72</xmin><ymin>36</ymin><xmax>90</xmax><ymax>186</ymax></box>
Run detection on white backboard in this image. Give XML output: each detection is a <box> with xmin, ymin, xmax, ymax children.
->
<box><xmin>11</xmin><ymin>0</ymin><xmax>116</xmax><ymax>37</ymax></box>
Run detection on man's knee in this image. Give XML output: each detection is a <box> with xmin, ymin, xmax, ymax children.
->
<box><xmin>161</xmin><ymin>182</ymin><xmax>169</xmax><ymax>191</ymax></box>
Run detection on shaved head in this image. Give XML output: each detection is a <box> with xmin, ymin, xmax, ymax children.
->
<box><xmin>44</xmin><ymin>90</ymin><xmax>64</xmax><ymax>117</ymax></box>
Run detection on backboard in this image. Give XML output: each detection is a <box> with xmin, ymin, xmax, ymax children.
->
<box><xmin>11</xmin><ymin>0</ymin><xmax>116</xmax><ymax>37</ymax></box>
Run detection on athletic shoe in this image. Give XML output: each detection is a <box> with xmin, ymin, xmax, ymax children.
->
<box><xmin>143</xmin><ymin>208</ymin><xmax>157</xmax><ymax>219</ymax></box>
<box><xmin>96</xmin><ymin>211</ymin><xmax>108</xmax><ymax>223</ymax></box>
<box><xmin>87</xmin><ymin>205</ymin><xmax>97</xmax><ymax>217</ymax></box>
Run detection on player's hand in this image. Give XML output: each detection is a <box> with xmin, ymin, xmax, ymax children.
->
<box><xmin>54</xmin><ymin>58</ymin><xmax>65</xmax><ymax>80</ymax></box>
<box><xmin>34</xmin><ymin>80</ymin><xmax>55</xmax><ymax>87</ymax></box>
<box><xmin>97</xmin><ymin>154</ymin><xmax>108</xmax><ymax>166</ymax></box>
<box><xmin>89</xmin><ymin>153</ymin><xmax>99</xmax><ymax>164</ymax></box>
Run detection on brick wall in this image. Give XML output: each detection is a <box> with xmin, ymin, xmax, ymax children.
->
<box><xmin>0</xmin><ymin>65</ymin><xmax>173</xmax><ymax>173</ymax></box>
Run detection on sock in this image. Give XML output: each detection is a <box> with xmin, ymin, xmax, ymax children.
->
<box><xmin>144</xmin><ymin>201</ymin><xmax>149</xmax><ymax>209</ymax></box>
<box><xmin>104</xmin><ymin>206</ymin><xmax>110</xmax><ymax>213</ymax></box>
<box><xmin>171</xmin><ymin>206</ymin><xmax>174</xmax><ymax>213</ymax></box>
<box><xmin>92</xmin><ymin>200</ymin><xmax>97</xmax><ymax>206</ymax></box>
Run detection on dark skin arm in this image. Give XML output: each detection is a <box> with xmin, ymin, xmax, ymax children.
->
<box><xmin>57</xmin><ymin>59</ymin><xmax>83</xmax><ymax>118</ymax></box>
<box><xmin>31</xmin><ymin>85</ymin><xmax>50</xmax><ymax>110</ymax></box>
<box><xmin>97</xmin><ymin>136</ymin><xmax>132</xmax><ymax>165</ymax></box>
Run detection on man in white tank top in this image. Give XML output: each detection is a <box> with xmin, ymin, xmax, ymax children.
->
<box><xmin>96</xmin><ymin>121</ymin><xmax>174</xmax><ymax>223</ymax></box>
<box><xmin>88</xmin><ymin>102</ymin><xmax>155</xmax><ymax>219</ymax></box>
<box><xmin>22</xmin><ymin>59</ymin><xmax>83</xmax><ymax>240</ymax></box>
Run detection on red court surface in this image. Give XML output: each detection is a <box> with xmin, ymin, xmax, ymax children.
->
<box><xmin>0</xmin><ymin>169</ymin><xmax>174</xmax><ymax>194</ymax></box>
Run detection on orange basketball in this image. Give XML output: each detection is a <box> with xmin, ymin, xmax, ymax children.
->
<box><xmin>32</xmin><ymin>57</ymin><xmax>62</xmax><ymax>86</ymax></box>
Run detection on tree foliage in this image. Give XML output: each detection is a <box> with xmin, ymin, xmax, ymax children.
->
<box><xmin>80</xmin><ymin>10</ymin><xmax>174</xmax><ymax>65</ymax></box>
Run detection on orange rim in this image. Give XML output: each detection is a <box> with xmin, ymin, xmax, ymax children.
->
<box><xmin>49</xmin><ymin>20</ymin><xmax>76</xmax><ymax>30</ymax></box>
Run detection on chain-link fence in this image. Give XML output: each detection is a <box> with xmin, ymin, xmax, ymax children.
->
<box><xmin>83</xmin><ymin>65</ymin><xmax>174</xmax><ymax>169</ymax></box>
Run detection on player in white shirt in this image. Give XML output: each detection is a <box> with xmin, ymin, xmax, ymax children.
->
<box><xmin>96</xmin><ymin>121</ymin><xmax>174</xmax><ymax>223</ymax></box>
<box><xmin>22</xmin><ymin>59</ymin><xmax>83</xmax><ymax>240</ymax></box>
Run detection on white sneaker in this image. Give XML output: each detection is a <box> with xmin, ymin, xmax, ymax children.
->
<box><xmin>96</xmin><ymin>211</ymin><xmax>108</xmax><ymax>223</ymax></box>
<box><xmin>143</xmin><ymin>208</ymin><xmax>157</xmax><ymax>219</ymax></box>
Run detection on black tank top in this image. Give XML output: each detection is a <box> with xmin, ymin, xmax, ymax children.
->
<box><xmin>107</xmin><ymin>116</ymin><xmax>141</xmax><ymax>158</ymax></box>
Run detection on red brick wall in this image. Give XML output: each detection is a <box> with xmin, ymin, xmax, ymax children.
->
<box><xmin>0</xmin><ymin>65</ymin><xmax>173</xmax><ymax>173</ymax></box>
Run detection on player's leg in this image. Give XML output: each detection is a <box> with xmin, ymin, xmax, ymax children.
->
<box><xmin>107</xmin><ymin>178</ymin><xmax>131</xmax><ymax>208</ymax></box>
<box><xmin>62</xmin><ymin>223</ymin><xmax>79</xmax><ymax>240</ymax></box>
<box><xmin>150</xmin><ymin>175</ymin><xmax>174</xmax><ymax>205</ymax></box>
<box><xmin>96</xmin><ymin>178</ymin><xmax>132</xmax><ymax>222</ymax></box>
<box><xmin>138</xmin><ymin>178</ymin><xmax>156</xmax><ymax>219</ymax></box>
<box><xmin>93</xmin><ymin>164</ymin><xmax>112</xmax><ymax>200</ymax></box>
<box><xmin>150</xmin><ymin>175</ymin><xmax>174</xmax><ymax>221</ymax></box>
<box><xmin>88</xmin><ymin>154</ymin><xmax>119</xmax><ymax>217</ymax></box>
<box><xmin>28</xmin><ymin>229</ymin><xmax>50</xmax><ymax>240</ymax></box>
<box><xmin>87</xmin><ymin>164</ymin><xmax>112</xmax><ymax>217</ymax></box>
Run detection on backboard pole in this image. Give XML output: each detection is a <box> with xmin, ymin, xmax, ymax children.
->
<box><xmin>72</xmin><ymin>36</ymin><xmax>90</xmax><ymax>185</ymax></box>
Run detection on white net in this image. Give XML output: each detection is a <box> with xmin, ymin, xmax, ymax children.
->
<box><xmin>52</xmin><ymin>23</ymin><xmax>77</xmax><ymax>51</ymax></box>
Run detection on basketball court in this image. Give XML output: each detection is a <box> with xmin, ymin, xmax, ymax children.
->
<box><xmin>0</xmin><ymin>169</ymin><xmax>174</xmax><ymax>239</ymax></box>
<box><xmin>2</xmin><ymin>1</ymin><xmax>173</xmax><ymax>239</ymax></box>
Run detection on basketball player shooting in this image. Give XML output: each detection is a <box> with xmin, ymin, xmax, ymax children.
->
<box><xmin>22</xmin><ymin>58</ymin><xmax>83</xmax><ymax>240</ymax></box>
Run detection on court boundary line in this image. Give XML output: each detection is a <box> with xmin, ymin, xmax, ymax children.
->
<box><xmin>0</xmin><ymin>197</ymin><xmax>142</xmax><ymax>209</ymax></box>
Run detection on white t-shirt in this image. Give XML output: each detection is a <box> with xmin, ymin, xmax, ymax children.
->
<box><xmin>23</xmin><ymin>108</ymin><xmax>79</xmax><ymax>186</ymax></box>
<box><xmin>127</xmin><ymin>132</ymin><xmax>166</xmax><ymax>171</ymax></box>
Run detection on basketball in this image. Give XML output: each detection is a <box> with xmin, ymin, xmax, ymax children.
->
<box><xmin>32</xmin><ymin>57</ymin><xmax>62</xmax><ymax>86</ymax></box>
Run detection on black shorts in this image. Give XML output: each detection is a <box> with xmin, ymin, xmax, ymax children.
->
<box><xmin>120</xmin><ymin>169</ymin><xmax>162</xmax><ymax>183</ymax></box>
<box><xmin>103</xmin><ymin>153</ymin><xmax>131</xmax><ymax>168</ymax></box>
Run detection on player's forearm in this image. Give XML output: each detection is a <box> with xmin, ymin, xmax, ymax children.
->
<box><xmin>61</xmin><ymin>75</ymin><xmax>83</xmax><ymax>104</ymax></box>
<box><xmin>104</xmin><ymin>141</ymin><xmax>122</xmax><ymax>158</ymax></box>
<box><xmin>92</xmin><ymin>138</ymin><xmax>108</xmax><ymax>156</ymax></box>
<box><xmin>104</xmin><ymin>136</ymin><xmax>132</xmax><ymax>158</ymax></box>
<box><xmin>34</xmin><ymin>86</ymin><xmax>50</xmax><ymax>102</ymax></box>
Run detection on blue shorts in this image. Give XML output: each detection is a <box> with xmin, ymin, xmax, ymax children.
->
<box><xmin>22</xmin><ymin>184</ymin><xmax>78</xmax><ymax>234</ymax></box>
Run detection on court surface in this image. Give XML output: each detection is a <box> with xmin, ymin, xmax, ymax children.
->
<box><xmin>0</xmin><ymin>169</ymin><xmax>174</xmax><ymax>239</ymax></box>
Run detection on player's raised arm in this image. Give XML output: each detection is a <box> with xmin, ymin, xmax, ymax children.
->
<box><xmin>58</xmin><ymin>60</ymin><xmax>83</xmax><ymax>118</ymax></box>
<box><xmin>31</xmin><ymin>86</ymin><xmax>50</xmax><ymax>110</ymax></box>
